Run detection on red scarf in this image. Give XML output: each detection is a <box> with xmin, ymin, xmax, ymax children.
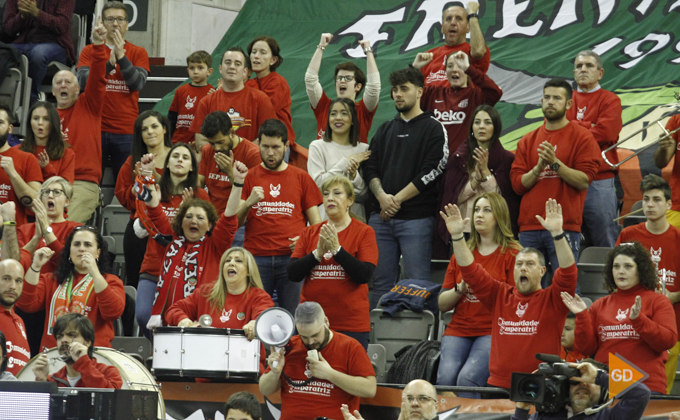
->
<box><xmin>150</xmin><ymin>236</ymin><xmax>206</xmax><ymax>321</ymax></box>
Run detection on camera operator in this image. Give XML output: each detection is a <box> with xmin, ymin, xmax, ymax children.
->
<box><xmin>512</xmin><ymin>361</ymin><xmax>650</xmax><ymax>419</ymax></box>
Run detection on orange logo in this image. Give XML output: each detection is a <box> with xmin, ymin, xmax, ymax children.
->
<box><xmin>609</xmin><ymin>353</ymin><xmax>648</xmax><ymax>397</ymax></box>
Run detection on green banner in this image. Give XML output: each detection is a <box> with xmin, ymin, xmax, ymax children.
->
<box><xmin>154</xmin><ymin>0</ymin><xmax>680</xmax><ymax>150</ymax></box>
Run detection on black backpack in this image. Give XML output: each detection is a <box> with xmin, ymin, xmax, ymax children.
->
<box><xmin>0</xmin><ymin>42</ymin><xmax>21</xmax><ymax>85</ymax></box>
<box><xmin>385</xmin><ymin>340</ymin><xmax>441</xmax><ymax>384</ymax></box>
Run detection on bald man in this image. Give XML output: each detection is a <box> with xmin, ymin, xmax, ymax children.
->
<box><xmin>341</xmin><ymin>379</ymin><xmax>439</xmax><ymax>420</ymax></box>
<box><xmin>0</xmin><ymin>259</ymin><xmax>30</xmax><ymax>376</ymax></box>
<box><xmin>52</xmin><ymin>17</ymin><xmax>108</xmax><ymax>223</ymax></box>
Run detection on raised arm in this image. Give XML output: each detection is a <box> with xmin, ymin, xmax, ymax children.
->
<box><xmin>305</xmin><ymin>33</ymin><xmax>332</xmax><ymax>109</ymax></box>
<box><xmin>0</xmin><ymin>202</ymin><xmax>19</xmax><ymax>261</ymax></box>
<box><xmin>359</xmin><ymin>39</ymin><xmax>380</xmax><ymax>112</ymax></box>
<box><xmin>535</xmin><ymin>198</ymin><xmax>574</xmax><ymax>268</ymax></box>
<box><xmin>654</xmin><ymin>133</ymin><xmax>677</xmax><ymax>169</ymax></box>
<box><xmin>466</xmin><ymin>1</ymin><xmax>487</xmax><ymax>60</ymax></box>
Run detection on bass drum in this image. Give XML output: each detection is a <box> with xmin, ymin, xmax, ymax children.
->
<box><xmin>17</xmin><ymin>347</ymin><xmax>165</xmax><ymax>419</ymax></box>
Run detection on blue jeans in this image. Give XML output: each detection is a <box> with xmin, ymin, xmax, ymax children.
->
<box><xmin>102</xmin><ymin>132</ymin><xmax>133</xmax><ymax>182</ymax></box>
<box><xmin>519</xmin><ymin>230</ymin><xmax>581</xmax><ymax>290</ymax></box>
<box><xmin>231</xmin><ymin>225</ymin><xmax>246</xmax><ymax>248</ymax></box>
<box><xmin>582</xmin><ymin>178</ymin><xmax>619</xmax><ymax>247</ymax></box>
<box><xmin>437</xmin><ymin>335</ymin><xmax>491</xmax><ymax>398</ymax></box>
<box><xmin>255</xmin><ymin>255</ymin><xmax>300</xmax><ymax>315</ymax></box>
<box><xmin>14</xmin><ymin>43</ymin><xmax>68</xmax><ymax>100</ymax></box>
<box><xmin>136</xmin><ymin>275</ymin><xmax>157</xmax><ymax>340</ymax></box>
<box><xmin>368</xmin><ymin>215</ymin><xmax>434</xmax><ymax>309</ymax></box>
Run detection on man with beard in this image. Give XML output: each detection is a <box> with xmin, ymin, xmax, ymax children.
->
<box><xmin>512</xmin><ymin>361</ymin><xmax>650</xmax><ymax>419</ymax></box>
<box><xmin>341</xmin><ymin>379</ymin><xmax>439</xmax><ymax>420</ymax></box>
<box><xmin>510</xmin><ymin>79</ymin><xmax>600</xmax><ymax>287</ymax></box>
<box><xmin>0</xmin><ymin>259</ymin><xmax>30</xmax><ymax>376</ymax></box>
<box><xmin>420</xmin><ymin>2</ymin><xmax>490</xmax><ymax>87</ymax></box>
<box><xmin>0</xmin><ymin>104</ymin><xmax>42</xmax><ymax>226</ymax></box>
<box><xmin>362</xmin><ymin>66</ymin><xmax>448</xmax><ymax>309</ymax></box>
<box><xmin>442</xmin><ymin>198</ymin><xmax>577</xmax><ymax>389</ymax></box>
<box><xmin>32</xmin><ymin>313</ymin><xmax>122</xmax><ymax>388</ymax></box>
<box><xmin>259</xmin><ymin>302</ymin><xmax>376</xmax><ymax>420</ymax></box>
<box><xmin>566</xmin><ymin>51</ymin><xmax>622</xmax><ymax>249</ymax></box>
<box><xmin>238</xmin><ymin>120</ymin><xmax>322</xmax><ymax>314</ymax></box>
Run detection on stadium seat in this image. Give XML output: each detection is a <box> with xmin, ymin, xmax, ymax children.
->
<box><xmin>367</xmin><ymin>343</ymin><xmax>387</xmax><ymax>383</ymax></box>
<box><xmin>430</xmin><ymin>259</ymin><xmax>449</xmax><ymax>285</ymax></box>
<box><xmin>577</xmin><ymin>247</ymin><xmax>613</xmax><ymax>301</ymax></box>
<box><xmin>437</xmin><ymin>310</ymin><xmax>453</xmax><ymax>340</ymax></box>
<box><xmin>111</xmin><ymin>336</ymin><xmax>152</xmax><ymax>365</ymax></box>
<box><xmin>369</xmin><ymin>309</ymin><xmax>435</xmax><ymax>372</ymax></box>
<box><xmin>623</xmin><ymin>200</ymin><xmax>645</xmax><ymax>228</ymax></box>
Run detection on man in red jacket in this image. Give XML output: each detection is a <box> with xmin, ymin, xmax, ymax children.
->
<box><xmin>32</xmin><ymin>313</ymin><xmax>122</xmax><ymax>388</ymax></box>
<box><xmin>566</xmin><ymin>50</ymin><xmax>622</xmax><ymax>248</ymax></box>
<box><xmin>441</xmin><ymin>198</ymin><xmax>577</xmax><ymax>389</ymax></box>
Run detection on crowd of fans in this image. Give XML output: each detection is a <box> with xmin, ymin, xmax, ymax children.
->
<box><xmin>1</xmin><ymin>1</ymin><xmax>680</xmax><ymax>419</ymax></box>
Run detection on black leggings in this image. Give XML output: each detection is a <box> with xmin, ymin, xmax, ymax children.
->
<box><xmin>123</xmin><ymin>218</ymin><xmax>147</xmax><ymax>289</ymax></box>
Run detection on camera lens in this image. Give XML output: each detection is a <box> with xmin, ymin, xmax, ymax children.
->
<box><xmin>518</xmin><ymin>377</ymin><xmax>541</xmax><ymax>400</ymax></box>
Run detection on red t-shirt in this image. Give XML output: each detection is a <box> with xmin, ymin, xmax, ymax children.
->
<box><xmin>421</xmin><ymin>43</ymin><xmax>491</xmax><ymax>86</ymax></box>
<box><xmin>266</xmin><ymin>332</ymin><xmax>375</xmax><ymax>420</ymax></box>
<box><xmin>199</xmin><ymin>141</ymin><xmax>261</xmax><ymax>214</ymax></box>
<box><xmin>442</xmin><ymin>246</ymin><xmax>518</xmax><ymax>337</ymax></box>
<box><xmin>292</xmin><ymin>220</ymin><xmax>378</xmax><ymax>332</ymax></box>
<box><xmin>246</xmin><ymin>72</ymin><xmax>295</xmax><ymax>143</ymax></box>
<box><xmin>17</xmin><ymin>272</ymin><xmax>125</xmax><ymax>352</ymax></box>
<box><xmin>510</xmin><ymin>121</ymin><xmax>600</xmax><ymax>232</ymax></box>
<box><xmin>60</xmin><ymin>44</ymin><xmax>107</xmax><ymax>184</ymax></box>
<box><xmin>170</xmin><ymin>83</ymin><xmax>214</xmax><ymax>144</ymax></box>
<box><xmin>189</xmin><ymin>86</ymin><xmax>277</xmax><ymax>141</ymax></box>
<box><xmin>575</xmin><ymin>284</ymin><xmax>678</xmax><ymax>394</ymax></box>
<box><xmin>559</xmin><ymin>346</ymin><xmax>588</xmax><ymax>363</ymax></box>
<box><xmin>313</xmin><ymin>92</ymin><xmax>376</xmax><ymax>144</ymax></box>
<box><xmin>242</xmin><ymin>165</ymin><xmax>323</xmax><ymax>256</ymax></box>
<box><xmin>17</xmin><ymin>220</ymin><xmax>81</xmax><ymax>274</ymax></box>
<box><xmin>164</xmin><ymin>283</ymin><xmax>273</xmax><ymax>327</ymax></box>
<box><xmin>616</xmin><ymin>223</ymin><xmax>680</xmax><ymax>336</ymax></box>
<box><xmin>0</xmin><ymin>307</ymin><xmax>30</xmax><ymax>375</ymax></box>
<box><xmin>566</xmin><ymin>88</ymin><xmax>622</xmax><ymax>179</ymax></box>
<box><xmin>77</xmin><ymin>42</ymin><xmax>150</xmax><ymax>134</ymax></box>
<box><xmin>0</xmin><ymin>147</ymin><xmax>43</xmax><ymax>225</ymax></box>
<box><xmin>459</xmin><ymin>262</ymin><xmax>577</xmax><ymax>388</ymax></box>
<box><xmin>139</xmin><ymin>189</ymin><xmax>210</xmax><ymax>277</ymax></box>
<box><xmin>666</xmin><ymin>115</ymin><xmax>680</xmax><ymax>212</ymax></box>
<box><xmin>19</xmin><ymin>145</ymin><xmax>76</xmax><ymax>184</ymax></box>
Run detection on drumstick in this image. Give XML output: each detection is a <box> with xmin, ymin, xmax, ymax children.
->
<box><xmin>612</xmin><ymin>207</ymin><xmax>644</xmax><ymax>222</ymax></box>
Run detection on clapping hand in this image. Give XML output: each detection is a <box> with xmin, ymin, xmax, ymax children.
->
<box><xmin>560</xmin><ymin>291</ymin><xmax>587</xmax><ymax>314</ymax></box>
<box><xmin>629</xmin><ymin>295</ymin><xmax>642</xmax><ymax>320</ymax></box>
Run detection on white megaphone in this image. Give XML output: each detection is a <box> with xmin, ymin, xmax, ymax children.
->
<box><xmin>255</xmin><ymin>307</ymin><xmax>295</xmax><ymax>368</ymax></box>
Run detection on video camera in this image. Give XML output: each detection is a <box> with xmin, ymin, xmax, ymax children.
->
<box><xmin>510</xmin><ymin>353</ymin><xmax>580</xmax><ymax>413</ymax></box>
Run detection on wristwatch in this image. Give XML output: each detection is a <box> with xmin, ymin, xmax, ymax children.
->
<box><xmin>467</xmin><ymin>13</ymin><xmax>478</xmax><ymax>21</ymax></box>
<box><xmin>551</xmin><ymin>162</ymin><xmax>561</xmax><ymax>172</ymax></box>
<box><xmin>480</xmin><ymin>174</ymin><xmax>492</xmax><ymax>183</ymax></box>
<box><xmin>45</xmin><ymin>226</ymin><xmax>53</xmax><ymax>234</ymax></box>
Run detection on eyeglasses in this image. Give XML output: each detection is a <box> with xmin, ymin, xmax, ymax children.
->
<box><xmin>41</xmin><ymin>189</ymin><xmax>65</xmax><ymax>197</ymax></box>
<box><xmin>336</xmin><ymin>75</ymin><xmax>355</xmax><ymax>82</ymax></box>
<box><xmin>404</xmin><ymin>395</ymin><xmax>436</xmax><ymax>404</ymax></box>
<box><xmin>103</xmin><ymin>17</ymin><xmax>128</xmax><ymax>24</ymax></box>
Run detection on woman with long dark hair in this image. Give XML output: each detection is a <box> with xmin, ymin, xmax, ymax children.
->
<box><xmin>17</xmin><ymin>226</ymin><xmax>125</xmax><ymax>352</ymax></box>
<box><xmin>308</xmin><ymin>98</ymin><xmax>370</xmax><ymax>220</ymax></box>
<box><xmin>20</xmin><ymin>101</ymin><xmax>75</xmax><ymax>183</ymax></box>
<box><xmin>135</xmin><ymin>143</ymin><xmax>209</xmax><ymax>338</ymax></box>
<box><xmin>562</xmin><ymin>242</ymin><xmax>677</xmax><ymax>394</ymax></box>
<box><xmin>435</xmin><ymin>105</ymin><xmax>519</xmax><ymax>257</ymax></box>
<box><xmin>115</xmin><ymin>110</ymin><xmax>173</xmax><ymax>288</ymax></box>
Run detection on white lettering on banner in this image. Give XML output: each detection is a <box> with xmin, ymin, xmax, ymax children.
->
<box><xmin>498</xmin><ymin>318</ymin><xmax>539</xmax><ymax>335</ymax></box>
<box><xmin>598</xmin><ymin>323</ymin><xmax>640</xmax><ymax>341</ymax></box>
<box><xmin>253</xmin><ymin>201</ymin><xmax>295</xmax><ymax>217</ymax></box>
<box><xmin>333</xmin><ymin>0</ymin><xmax>679</xmax><ymax>70</ymax></box>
